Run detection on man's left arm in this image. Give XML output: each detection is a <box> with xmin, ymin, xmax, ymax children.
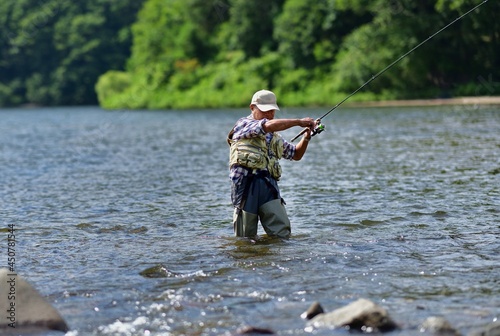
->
<box><xmin>281</xmin><ymin>128</ymin><xmax>312</xmax><ymax>161</ymax></box>
<box><xmin>292</xmin><ymin>131</ymin><xmax>311</xmax><ymax>161</ymax></box>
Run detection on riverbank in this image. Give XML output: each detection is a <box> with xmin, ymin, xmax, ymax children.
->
<box><xmin>8</xmin><ymin>96</ymin><xmax>500</xmax><ymax>110</ymax></box>
<box><xmin>346</xmin><ymin>96</ymin><xmax>500</xmax><ymax>108</ymax></box>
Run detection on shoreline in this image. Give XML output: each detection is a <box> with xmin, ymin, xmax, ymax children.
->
<box><xmin>9</xmin><ymin>96</ymin><xmax>500</xmax><ymax>110</ymax></box>
<box><xmin>346</xmin><ymin>96</ymin><xmax>500</xmax><ymax>108</ymax></box>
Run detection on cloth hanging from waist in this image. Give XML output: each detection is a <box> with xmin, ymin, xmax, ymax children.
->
<box><xmin>231</xmin><ymin>167</ymin><xmax>283</xmax><ymax>212</ymax></box>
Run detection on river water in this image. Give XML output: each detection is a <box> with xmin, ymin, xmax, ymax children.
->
<box><xmin>0</xmin><ymin>106</ymin><xmax>498</xmax><ymax>335</ymax></box>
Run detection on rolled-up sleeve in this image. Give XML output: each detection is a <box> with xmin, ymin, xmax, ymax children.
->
<box><xmin>282</xmin><ymin>139</ymin><xmax>296</xmax><ymax>160</ymax></box>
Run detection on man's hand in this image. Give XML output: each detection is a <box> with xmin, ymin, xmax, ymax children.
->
<box><xmin>298</xmin><ymin>118</ymin><xmax>317</xmax><ymax>132</ymax></box>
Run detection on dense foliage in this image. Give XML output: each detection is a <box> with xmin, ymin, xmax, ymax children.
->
<box><xmin>0</xmin><ymin>0</ymin><xmax>144</xmax><ymax>106</ymax></box>
<box><xmin>1</xmin><ymin>0</ymin><xmax>498</xmax><ymax>108</ymax></box>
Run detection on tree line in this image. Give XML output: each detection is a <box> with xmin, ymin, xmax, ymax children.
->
<box><xmin>1</xmin><ymin>0</ymin><xmax>499</xmax><ymax>109</ymax></box>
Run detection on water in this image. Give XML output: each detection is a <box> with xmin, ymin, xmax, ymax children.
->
<box><xmin>0</xmin><ymin>105</ymin><xmax>498</xmax><ymax>335</ymax></box>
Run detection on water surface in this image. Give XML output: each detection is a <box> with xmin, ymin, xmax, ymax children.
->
<box><xmin>0</xmin><ymin>105</ymin><xmax>498</xmax><ymax>335</ymax></box>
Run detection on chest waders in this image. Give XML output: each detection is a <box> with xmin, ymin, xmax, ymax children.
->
<box><xmin>228</xmin><ymin>129</ymin><xmax>291</xmax><ymax>239</ymax></box>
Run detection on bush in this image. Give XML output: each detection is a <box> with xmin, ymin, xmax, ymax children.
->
<box><xmin>95</xmin><ymin>71</ymin><xmax>132</xmax><ymax>108</ymax></box>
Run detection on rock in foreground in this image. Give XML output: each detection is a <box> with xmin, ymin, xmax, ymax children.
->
<box><xmin>420</xmin><ymin>316</ymin><xmax>460</xmax><ymax>335</ymax></box>
<box><xmin>0</xmin><ymin>268</ymin><xmax>68</xmax><ymax>333</ymax></box>
<box><xmin>307</xmin><ymin>298</ymin><xmax>398</xmax><ymax>332</ymax></box>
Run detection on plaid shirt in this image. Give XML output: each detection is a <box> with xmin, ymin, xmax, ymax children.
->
<box><xmin>229</xmin><ymin>115</ymin><xmax>296</xmax><ymax>186</ymax></box>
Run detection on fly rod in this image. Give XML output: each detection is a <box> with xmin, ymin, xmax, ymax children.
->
<box><xmin>291</xmin><ymin>0</ymin><xmax>490</xmax><ymax>142</ymax></box>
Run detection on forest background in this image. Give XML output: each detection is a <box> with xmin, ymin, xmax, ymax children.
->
<box><xmin>1</xmin><ymin>0</ymin><xmax>499</xmax><ymax>109</ymax></box>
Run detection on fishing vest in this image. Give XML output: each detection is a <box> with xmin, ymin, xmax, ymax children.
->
<box><xmin>227</xmin><ymin>130</ymin><xmax>284</xmax><ymax>180</ymax></box>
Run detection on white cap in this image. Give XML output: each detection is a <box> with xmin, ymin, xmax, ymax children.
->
<box><xmin>250</xmin><ymin>90</ymin><xmax>280</xmax><ymax>111</ymax></box>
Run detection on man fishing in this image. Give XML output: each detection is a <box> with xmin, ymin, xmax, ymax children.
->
<box><xmin>225</xmin><ymin>1</ymin><xmax>488</xmax><ymax>240</ymax></box>
<box><xmin>227</xmin><ymin>90</ymin><xmax>318</xmax><ymax>239</ymax></box>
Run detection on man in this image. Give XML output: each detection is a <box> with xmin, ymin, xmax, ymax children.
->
<box><xmin>227</xmin><ymin>89</ymin><xmax>317</xmax><ymax>239</ymax></box>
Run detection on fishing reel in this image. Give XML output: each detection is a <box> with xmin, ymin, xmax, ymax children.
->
<box><xmin>311</xmin><ymin>122</ymin><xmax>325</xmax><ymax>137</ymax></box>
<box><xmin>291</xmin><ymin>120</ymin><xmax>325</xmax><ymax>142</ymax></box>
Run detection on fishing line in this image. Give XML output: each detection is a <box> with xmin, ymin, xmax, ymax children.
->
<box><xmin>291</xmin><ymin>0</ymin><xmax>490</xmax><ymax>142</ymax></box>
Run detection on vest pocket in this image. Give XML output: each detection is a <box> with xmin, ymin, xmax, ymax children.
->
<box><xmin>236</xmin><ymin>144</ymin><xmax>266</xmax><ymax>169</ymax></box>
<box><xmin>269</xmin><ymin>160</ymin><xmax>282</xmax><ymax>180</ymax></box>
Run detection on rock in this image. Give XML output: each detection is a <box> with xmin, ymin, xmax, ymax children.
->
<box><xmin>236</xmin><ymin>326</ymin><xmax>275</xmax><ymax>334</ymax></box>
<box><xmin>0</xmin><ymin>268</ymin><xmax>69</xmax><ymax>332</ymax></box>
<box><xmin>301</xmin><ymin>301</ymin><xmax>324</xmax><ymax>320</ymax></box>
<box><xmin>139</xmin><ymin>264</ymin><xmax>177</xmax><ymax>278</ymax></box>
<box><xmin>468</xmin><ymin>321</ymin><xmax>500</xmax><ymax>336</ymax></box>
<box><xmin>420</xmin><ymin>317</ymin><xmax>460</xmax><ymax>335</ymax></box>
<box><xmin>307</xmin><ymin>298</ymin><xmax>398</xmax><ymax>332</ymax></box>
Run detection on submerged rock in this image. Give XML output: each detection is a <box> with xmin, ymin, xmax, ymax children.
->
<box><xmin>139</xmin><ymin>264</ymin><xmax>177</xmax><ymax>278</ymax></box>
<box><xmin>468</xmin><ymin>321</ymin><xmax>500</xmax><ymax>336</ymax></box>
<box><xmin>236</xmin><ymin>326</ymin><xmax>275</xmax><ymax>334</ymax></box>
<box><xmin>0</xmin><ymin>268</ymin><xmax>69</xmax><ymax>332</ymax></box>
<box><xmin>307</xmin><ymin>298</ymin><xmax>398</xmax><ymax>332</ymax></box>
<box><xmin>301</xmin><ymin>301</ymin><xmax>325</xmax><ymax>320</ymax></box>
<box><xmin>420</xmin><ymin>316</ymin><xmax>460</xmax><ymax>335</ymax></box>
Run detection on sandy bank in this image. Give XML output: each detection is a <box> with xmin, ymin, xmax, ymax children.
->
<box><xmin>347</xmin><ymin>96</ymin><xmax>500</xmax><ymax>108</ymax></box>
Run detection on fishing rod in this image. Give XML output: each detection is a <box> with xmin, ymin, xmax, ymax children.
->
<box><xmin>291</xmin><ymin>0</ymin><xmax>490</xmax><ymax>142</ymax></box>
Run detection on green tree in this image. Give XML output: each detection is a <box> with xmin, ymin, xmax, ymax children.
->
<box><xmin>217</xmin><ymin>0</ymin><xmax>284</xmax><ymax>58</ymax></box>
<box><xmin>4</xmin><ymin>0</ymin><xmax>498</xmax><ymax>109</ymax></box>
<box><xmin>275</xmin><ymin>0</ymin><xmax>336</xmax><ymax>69</ymax></box>
<box><xmin>0</xmin><ymin>0</ymin><xmax>143</xmax><ymax>106</ymax></box>
<box><xmin>434</xmin><ymin>0</ymin><xmax>500</xmax><ymax>95</ymax></box>
<box><xmin>331</xmin><ymin>0</ymin><xmax>500</xmax><ymax>98</ymax></box>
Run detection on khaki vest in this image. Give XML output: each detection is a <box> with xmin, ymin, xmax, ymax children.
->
<box><xmin>227</xmin><ymin>130</ymin><xmax>284</xmax><ymax>180</ymax></box>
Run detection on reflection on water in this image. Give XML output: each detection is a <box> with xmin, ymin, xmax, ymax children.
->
<box><xmin>0</xmin><ymin>106</ymin><xmax>498</xmax><ymax>335</ymax></box>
